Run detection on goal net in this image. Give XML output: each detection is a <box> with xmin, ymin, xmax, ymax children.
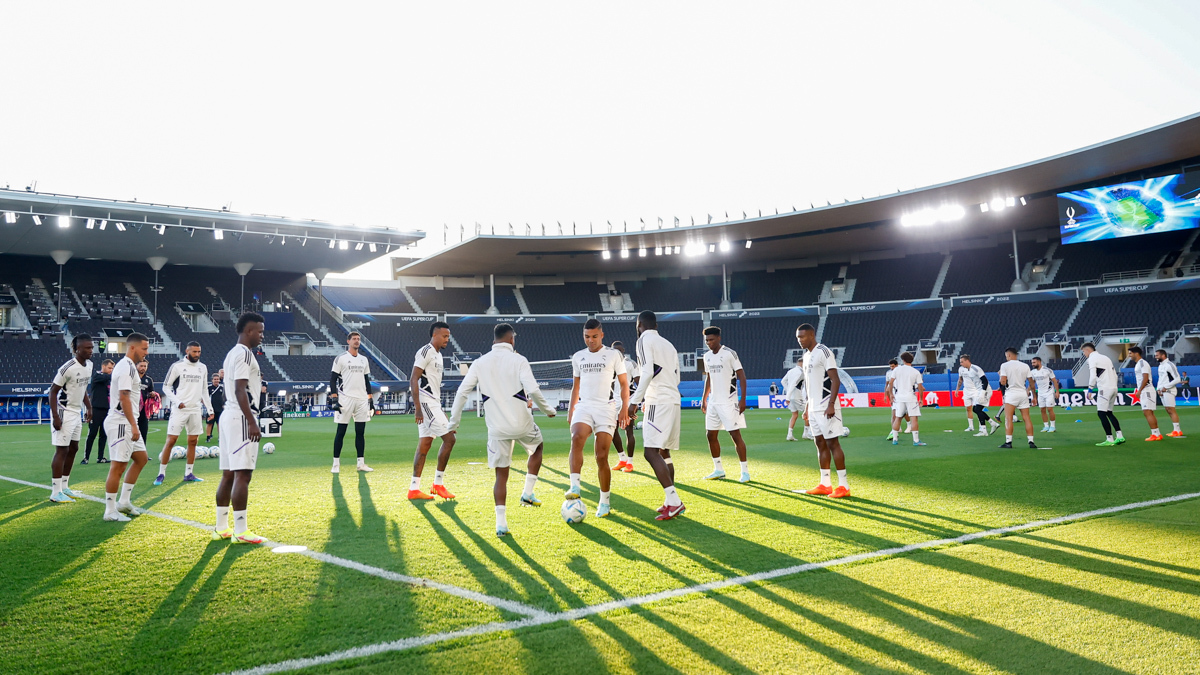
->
<box><xmin>528</xmin><ymin>359</ymin><xmax>574</xmax><ymax>388</ymax></box>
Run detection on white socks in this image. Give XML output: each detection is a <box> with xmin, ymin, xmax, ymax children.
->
<box><xmin>159</xmin><ymin>463</ymin><xmax>169</xmax><ymax>476</ymax></box>
<box><xmin>523</xmin><ymin>472</ymin><xmax>538</xmax><ymax>496</ymax></box>
<box><xmin>912</xmin><ymin>431</ymin><xmax>920</xmax><ymax>443</ymax></box>
<box><xmin>664</xmin><ymin>457</ymin><xmax>673</xmax><ymax>466</ymax></box>
<box><xmin>712</xmin><ymin>457</ymin><xmax>723</xmax><ymax>472</ymax></box>
<box><xmin>1027</xmin><ymin>436</ymin><xmax>1035</xmax><ymax>444</ymax></box>
<box><xmin>1151</xmin><ymin>428</ymin><xmax>1160</xmax><ymax>436</ymax></box>
<box><xmin>663</xmin><ymin>485</ymin><xmax>682</xmax><ymax>506</ymax></box>
<box><xmin>119</xmin><ymin>483</ymin><xmax>134</xmax><ymax>504</ymax></box>
<box><xmin>967</xmin><ymin>420</ymin><xmax>975</xmax><ymax>430</ymax></box>
<box><xmin>495</xmin><ymin>505</ymin><xmax>508</xmax><ymax>529</ymax></box>
<box><xmin>600</xmin><ymin>490</ymin><xmax>611</xmax><ymax>506</ymax></box>
<box><xmin>216</xmin><ymin>506</ymin><xmax>229</xmax><ymax>530</ymax></box>
<box><xmin>836</xmin><ymin>469</ymin><xmax>849</xmax><ymax>488</ymax></box>
<box><xmin>434</xmin><ymin>470</ymin><xmax>445</xmax><ymax>486</ymax></box>
<box><xmin>1106</xmin><ymin>435</ymin><xmax>1114</xmax><ymax>442</ymax></box>
<box><xmin>233</xmin><ymin>510</ymin><xmax>247</xmax><ymax>535</ymax></box>
<box><xmin>819</xmin><ymin>468</ymin><xmax>831</xmax><ymax>487</ymax></box>
<box><xmin>1174</xmin><ymin>423</ymin><xmax>1182</xmax><ymax>432</ymax></box>
<box><xmin>569</xmin><ymin>472</ymin><xmax>581</xmax><ymax>491</ymax></box>
<box><xmin>740</xmin><ymin>461</ymin><xmax>749</xmax><ymax>473</ymax></box>
<box><xmin>105</xmin><ymin>492</ymin><xmax>118</xmax><ymax>515</ymax></box>
<box><xmin>61</xmin><ymin>474</ymin><xmax>69</xmax><ymax>490</ymax></box>
<box><xmin>52</xmin><ymin>477</ymin><xmax>62</xmax><ymax>493</ymax></box>
<box><xmin>410</xmin><ymin>476</ymin><xmax>421</xmax><ymax>491</ymax></box>
<box><xmin>1115</xmin><ymin>431</ymin><xmax>1125</xmax><ymax>440</ymax></box>
<box><xmin>1006</xmin><ymin>435</ymin><xmax>1013</xmax><ymax>443</ymax></box>
<box><xmin>186</xmin><ymin>463</ymin><xmax>194</xmax><ymax>475</ymax></box>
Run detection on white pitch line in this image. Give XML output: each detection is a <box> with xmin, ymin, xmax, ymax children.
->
<box><xmin>223</xmin><ymin>490</ymin><xmax>1200</xmax><ymax>675</ymax></box>
<box><xmin>0</xmin><ymin>474</ymin><xmax>547</xmax><ymax>618</ymax></box>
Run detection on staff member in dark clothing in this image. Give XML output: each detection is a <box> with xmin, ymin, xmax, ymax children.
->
<box><xmin>205</xmin><ymin>370</ymin><xmax>224</xmax><ymax>442</ymax></box>
<box><xmin>137</xmin><ymin>359</ymin><xmax>158</xmax><ymax>442</ymax></box>
<box><xmin>83</xmin><ymin>359</ymin><xmax>115</xmax><ymax>464</ymax></box>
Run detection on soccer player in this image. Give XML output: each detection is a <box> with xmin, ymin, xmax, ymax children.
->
<box><xmin>448</xmin><ymin>323</ymin><xmax>556</xmax><ymax>536</ymax></box>
<box><xmin>700</xmin><ymin>326</ymin><xmax>750</xmax><ymax>481</ymax></box>
<box><xmin>136</xmin><ymin>359</ymin><xmax>156</xmax><ymax>444</ymax></box>
<box><xmin>329</xmin><ymin>332</ymin><xmax>375</xmax><ymax>474</ymax></box>
<box><xmin>1155</xmin><ymin>349</ymin><xmax>1184</xmax><ymax>437</ymax></box>
<box><xmin>1082</xmin><ymin>342</ymin><xmax>1124</xmax><ymax>446</ymax></box>
<box><xmin>102</xmin><ymin>333</ymin><xmax>150</xmax><ymax>522</ymax></box>
<box><xmin>205</xmin><ymin>370</ymin><xmax>224</xmax><ymax>442</ymax></box>
<box><xmin>1029</xmin><ymin>356</ymin><xmax>1059</xmax><ymax>433</ymax></box>
<box><xmin>409</xmin><ymin>321</ymin><xmax>457</xmax><ymax>500</ymax></box>
<box><xmin>998</xmin><ymin>348</ymin><xmax>1037</xmax><ymax>449</ymax></box>
<box><xmin>886</xmin><ymin>352</ymin><xmax>926</xmax><ymax>446</ymax></box>
<box><xmin>83</xmin><ymin>359</ymin><xmax>114</xmax><ymax>464</ymax></box>
<box><xmin>628</xmin><ymin>311</ymin><xmax>687</xmax><ymax>520</ymax></box>
<box><xmin>155</xmin><ymin>342</ymin><xmax>213</xmax><ymax>485</ymax></box>
<box><xmin>958</xmin><ymin>354</ymin><xmax>999</xmax><ymax>437</ymax></box>
<box><xmin>1130</xmin><ymin>347</ymin><xmax>1162</xmax><ymax>441</ymax></box>
<box><xmin>49</xmin><ymin>335</ymin><xmax>94</xmax><ymax>503</ymax></box>
<box><xmin>609</xmin><ymin>341</ymin><xmax>638</xmax><ymax>472</ymax></box>
<box><xmin>565</xmin><ymin>319</ymin><xmax>630</xmax><ymax>517</ymax></box>
<box><xmin>213</xmin><ymin>312</ymin><xmax>266</xmax><ymax>544</ymax></box>
<box><xmin>781</xmin><ymin>357</ymin><xmax>807</xmax><ymax>441</ymax></box>
<box><xmin>795</xmin><ymin>323</ymin><xmax>850</xmax><ymax>498</ymax></box>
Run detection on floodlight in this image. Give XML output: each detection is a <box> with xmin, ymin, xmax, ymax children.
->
<box><xmin>301</xmin><ymin>237</ymin><xmax>307</xmax><ymax>246</ymax></box>
<box><xmin>654</xmin><ymin>247</ymin><xmax>663</xmax><ymax>255</ymax></box>
<box><xmin>719</xmin><ymin>241</ymin><xmax>730</xmax><ymax>252</ymax></box>
<box><xmin>674</xmin><ymin>246</ymin><xmax>681</xmax><ymax>254</ymax></box>
<box><xmin>1019</xmin><ymin>197</ymin><xmax>1027</xmax><ymax>206</ymax></box>
<box><xmin>32</xmin><ymin>215</ymin><xmax>42</xmax><ymax>225</ymax></box>
<box><xmin>339</xmin><ymin>240</ymin><xmax>349</xmax><ymax>250</ymax></box>
<box><xmin>601</xmin><ymin>250</ymin><xmax>611</xmax><ymax>260</ymax></box>
<box><xmin>745</xmin><ymin>240</ymin><xmax>752</xmax><ymax>249</ymax></box>
<box><xmin>157</xmin><ymin>224</ymin><xmax>166</xmax><ymax>235</ymax></box>
<box><xmin>938</xmin><ymin>204</ymin><xmax>965</xmax><ymax>221</ymax></box>
<box><xmin>98</xmin><ymin>220</ymin><xmax>107</xmax><ymax>230</ymax></box>
<box><xmin>355</xmin><ymin>242</ymin><xmax>364</xmax><ymax>250</ymax></box>
<box><xmin>664</xmin><ymin>246</ymin><xmax>673</xmax><ymax>256</ymax></box>
<box><xmin>638</xmin><ymin>248</ymin><xmax>647</xmax><ymax>257</ymax></box>
<box><xmin>620</xmin><ymin>249</ymin><xmax>629</xmax><ymax>258</ymax></box>
<box><xmin>85</xmin><ymin>218</ymin><xmax>95</xmax><ymax>229</ymax></box>
<box><xmin>980</xmin><ymin>203</ymin><xmax>989</xmax><ymax>213</ymax></box>
<box><xmin>708</xmin><ymin>243</ymin><xmax>716</xmax><ymax>253</ymax></box>
<box><xmin>213</xmin><ymin>228</ymin><xmax>223</xmax><ymax>240</ymax></box>
<box><xmin>114</xmin><ymin>222</ymin><xmax>126</xmax><ymax>231</ymax></box>
<box><xmin>3</xmin><ymin>212</ymin><xmax>15</xmax><ymax>224</ymax></box>
<box><xmin>57</xmin><ymin>216</ymin><xmax>70</xmax><ymax>228</ymax></box>
<box><xmin>329</xmin><ymin>239</ymin><xmax>336</xmax><ymax>249</ymax></box>
<box><xmin>368</xmin><ymin>243</ymin><xmax>376</xmax><ymax>252</ymax></box>
<box><xmin>990</xmin><ymin>198</ymin><xmax>1006</xmax><ymax>211</ymax></box>
<box><xmin>280</xmin><ymin>236</ymin><xmax>286</xmax><ymax>245</ymax></box>
<box><xmin>1005</xmin><ymin>197</ymin><xmax>1015</xmax><ymax>207</ymax></box>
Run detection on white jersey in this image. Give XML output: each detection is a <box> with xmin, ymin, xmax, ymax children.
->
<box><xmin>959</xmin><ymin>364</ymin><xmax>985</xmax><ymax>392</ymax></box>
<box><xmin>1133</xmin><ymin>359</ymin><xmax>1153</xmax><ymax>390</ymax></box>
<box><xmin>52</xmin><ymin>358</ymin><xmax>93</xmax><ymax>412</ymax></box>
<box><xmin>163</xmin><ymin>358</ymin><xmax>212</xmax><ymax>412</ymax></box>
<box><xmin>803</xmin><ymin>343</ymin><xmax>838</xmax><ymax>410</ymax></box>
<box><xmin>106</xmin><ymin>356</ymin><xmax>142</xmax><ymax>423</ymax></box>
<box><xmin>781</xmin><ymin>365</ymin><xmax>806</xmax><ymax>404</ymax></box>
<box><xmin>412</xmin><ymin>343</ymin><xmax>444</xmax><ymax>401</ymax></box>
<box><xmin>1157</xmin><ymin>358</ymin><xmax>1180</xmax><ymax>393</ymax></box>
<box><xmin>222</xmin><ymin>344</ymin><xmax>263</xmax><ymax>418</ymax></box>
<box><xmin>703</xmin><ymin>346</ymin><xmax>743</xmax><ymax>405</ymax></box>
<box><xmin>572</xmin><ymin>346</ymin><xmax>626</xmax><ymax>406</ymax></box>
<box><xmin>449</xmin><ymin>342</ymin><xmax>553</xmax><ymax>438</ymax></box>
<box><xmin>612</xmin><ymin>355</ymin><xmax>636</xmax><ymax>399</ymax></box>
<box><xmin>890</xmin><ymin>364</ymin><xmax>923</xmax><ymax>403</ymax></box>
<box><xmin>1000</xmin><ymin>359</ymin><xmax>1031</xmax><ymax>394</ymax></box>
<box><xmin>1029</xmin><ymin>366</ymin><xmax>1055</xmax><ymax>394</ymax></box>
<box><xmin>333</xmin><ymin>351</ymin><xmax>371</xmax><ymax>399</ymax></box>
<box><xmin>1086</xmin><ymin>352</ymin><xmax>1118</xmax><ymax>390</ymax></box>
<box><xmin>629</xmin><ymin>329</ymin><xmax>681</xmax><ymax>406</ymax></box>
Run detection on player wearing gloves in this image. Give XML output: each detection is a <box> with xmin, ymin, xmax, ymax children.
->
<box><xmin>329</xmin><ymin>332</ymin><xmax>375</xmax><ymax>473</ymax></box>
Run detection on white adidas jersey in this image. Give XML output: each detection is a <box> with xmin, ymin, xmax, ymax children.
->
<box><xmin>1029</xmin><ymin>366</ymin><xmax>1054</xmax><ymax>393</ymax></box>
<box><xmin>959</xmin><ymin>364</ymin><xmax>985</xmax><ymax>392</ymax></box>
<box><xmin>630</xmin><ymin>329</ymin><xmax>681</xmax><ymax>406</ymax></box>
<box><xmin>702</xmin><ymin>345</ymin><xmax>743</xmax><ymax>405</ymax></box>
<box><xmin>163</xmin><ymin>358</ymin><xmax>212</xmax><ymax>411</ymax></box>
<box><xmin>804</xmin><ymin>343</ymin><xmax>838</xmax><ymax>410</ymax></box>
<box><xmin>223</xmin><ymin>344</ymin><xmax>263</xmax><ymax>418</ymax></box>
<box><xmin>1000</xmin><ymin>359</ymin><xmax>1031</xmax><ymax>394</ymax></box>
<box><xmin>413</xmin><ymin>343</ymin><xmax>444</xmax><ymax>400</ymax></box>
<box><xmin>1086</xmin><ymin>352</ymin><xmax>1118</xmax><ymax>390</ymax></box>
<box><xmin>52</xmin><ymin>357</ymin><xmax>93</xmax><ymax>412</ymax></box>
<box><xmin>106</xmin><ymin>357</ymin><xmax>142</xmax><ymax>423</ymax></box>
<box><xmin>890</xmin><ymin>364</ymin><xmax>922</xmax><ymax>403</ymax></box>
<box><xmin>333</xmin><ymin>351</ymin><xmax>371</xmax><ymax>399</ymax></box>
<box><xmin>1133</xmin><ymin>358</ymin><xmax>1152</xmax><ymax>389</ymax></box>
<box><xmin>1157</xmin><ymin>358</ymin><xmax>1180</xmax><ymax>393</ymax></box>
<box><xmin>781</xmin><ymin>365</ymin><xmax>806</xmax><ymax>404</ymax></box>
<box><xmin>572</xmin><ymin>346</ymin><xmax>626</xmax><ymax>406</ymax></box>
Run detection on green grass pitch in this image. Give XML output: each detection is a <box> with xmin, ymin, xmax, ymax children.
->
<box><xmin>1</xmin><ymin>406</ymin><xmax>1198</xmax><ymax>674</ymax></box>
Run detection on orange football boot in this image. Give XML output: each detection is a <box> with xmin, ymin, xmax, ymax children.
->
<box><xmin>1168</xmin><ymin>430</ymin><xmax>1184</xmax><ymax>438</ymax></box>
<box><xmin>831</xmin><ymin>486</ymin><xmax>851</xmax><ymax>499</ymax></box>
<box><xmin>431</xmin><ymin>484</ymin><xmax>455</xmax><ymax>499</ymax></box>
<box><xmin>1144</xmin><ymin>434</ymin><xmax>1164</xmax><ymax>442</ymax></box>
<box><xmin>612</xmin><ymin>460</ymin><xmax>629</xmax><ymax>471</ymax></box>
<box><xmin>407</xmin><ymin>489</ymin><xmax>435</xmax><ymax>500</ymax></box>
<box><xmin>805</xmin><ymin>484</ymin><xmax>833</xmax><ymax>496</ymax></box>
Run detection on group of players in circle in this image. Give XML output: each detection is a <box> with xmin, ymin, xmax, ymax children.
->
<box><xmin>42</xmin><ymin>309</ymin><xmax>1186</xmax><ymax>541</ymax></box>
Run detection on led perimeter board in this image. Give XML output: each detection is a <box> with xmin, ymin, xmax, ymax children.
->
<box><xmin>1058</xmin><ymin>172</ymin><xmax>1200</xmax><ymax>244</ymax></box>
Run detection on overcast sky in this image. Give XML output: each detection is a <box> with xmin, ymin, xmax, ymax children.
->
<box><xmin>3</xmin><ymin>1</ymin><xmax>1199</xmax><ymax>279</ymax></box>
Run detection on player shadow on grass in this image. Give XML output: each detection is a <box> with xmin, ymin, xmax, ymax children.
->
<box><xmin>745</xmin><ymin>480</ymin><xmax>992</xmax><ymax>531</ymax></box>
<box><xmin>1016</xmin><ymin>531</ymin><xmax>1200</xmax><ymax>577</ymax></box>
<box><xmin>0</xmin><ymin>497</ymin><xmax>53</xmax><ymax>528</ymax></box>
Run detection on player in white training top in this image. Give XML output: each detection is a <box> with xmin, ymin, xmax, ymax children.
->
<box><xmin>102</xmin><ymin>333</ymin><xmax>150</xmax><ymax>522</ymax></box>
<box><xmin>1028</xmin><ymin>356</ymin><xmax>1059</xmax><ymax>433</ymax></box>
<box><xmin>885</xmin><ymin>352</ymin><xmax>927</xmax><ymax>446</ymax></box>
<box><xmin>212</xmin><ymin>313</ymin><xmax>266</xmax><ymax>544</ymax></box>
<box><xmin>1082</xmin><ymin>342</ymin><xmax>1125</xmax><ymax>446</ymax></box>
<box><xmin>449</xmin><ymin>323</ymin><xmax>557</xmax><ymax>536</ymax></box>
<box><xmin>1129</xmin><ymin>347</ymin><xmax>1162</xmax><ymax>442</ymax></box>
<box><xmin>957</xmin><ymin>354</ymin><xmax>998</xmax><ymax>436</ymax></box>
<box><xmin>409</xmin><ymin>321</ymin><xmax>458</xmax><ymax>500</ymax></box>
<box><xmin>998</xmin><ymin>348</ymin><xmax>1037</xmax><ymax>449</ymax></box>
<box><xmin>700</xmin><ymin>326</ymin><xmax>750</xmax><ymax>482</ymax></box>
<box><xmin>1154</xmin><ymin>349</ymin><xmax>1184</xmax><ymax>437</ymax></box>
<box><xmin>155</xmin><ymin>341</ymin><xmax>213</xmax><ymax>485</ymax></box>
<box><xmin>565</xmin><ymin>319</ymin><xmax>630</xmax><ymax>518</ymax></box>
<box><xmin>782</xmin><ymin>357</ymin><xmax>807</xmax><ymax>441</ymax></box>
<box><xmin>795</xmin><ymin>323</ymin><xmax>851</xmax><ymax>498</ymax></box>
<box><xmin>628</xmin><ymin>310</ymin><xmax>687</xmax><ymax>520</ymax></box>
<box><xmin>329</xmin><ymin>332</ymin><xmax>375</xmax><ymax>473</ymax></box>
<box><xmin>609</xmin><ymin>341</ymin><xmax>639</xmax><ymax>472</ymax></box>
<box><xmin>49</xmin><ymin>335</ymin><xmax>94</xmax><ymax>503</ymax></box>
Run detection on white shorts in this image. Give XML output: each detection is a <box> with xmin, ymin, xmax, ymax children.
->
<box><xmin>167</xmin><ymin>408</ymin><xmax>204</xmax><ymax>437</ymax></box>
<box><xmin>1037</xmin><ymin>390</ymin><xmax>1056</xmax><ymax>409</ymax></box>
<box><xmin>51</xmin><ymin>411</ymin><xmax>83</xmax><ymax>447</ymax></box>
<box><xmin>809</xmin><ymin>404</ymin><xmax>844</xmax><ymax>440</ymax></box>
<box><xmin>964</xmin><ymin>390</ymin><xmax>989</xmax><ymax>408</ymax></box>
<box><xmin>334</xmin><ymin>396</ymin><xmax>372</xmax><ymax>424</ymax></box>
<box><xmin>787</xmin><ymin>398</ymin><xmax>805</xmax><ymax>413</ymax></box>
<box><xmin>1160</xmin><ymin>390</ymin><xmax>1176</xmax><ymax>408</ymax></box>
<box><xmin>417</xmin><ymin>400</ymin><xmax>451</xmax><ymax>439</ymax></box>
<box><xmin>571</xmin><ymin>400</ymin><xmax>618</xmax><ymax>437</ymax></box>
<box><xmin>218</xmin><ymin>412</ymin><xmax>258</xmax><ymax>471</ymax></box>
<box><xmin>705</xmin><ymin>402</ymin><xmax>746</xmax><ymax>432</ymax></box>
<box><xmin>1003</xmin><ymin>389</ymin><xmax>1030</xmax><ymax>410</ymax></box>
<box><xmin>105</xmin><ymin>417</ymin><xmax>147</xmax><ymax>462</ymax></box>
<box><xmin>1139</xmin><ymin>389</ymin><xmax>1157</xmax><ymax>411</ymax></box>
<box><xmin>1095</xmin><ymin>387</ymin><xmax>1116</xmax><ymax>413</ymax></box>
<box><xmin>642</xmin><ymin>403</ymin><xmax>682</xmax><ymax>450</ymax></box>
<box><xmin>892</xmin><ymin>400</ymin><xmax>921</xmax><ymax>418</ymax></box>
<box><xmin>487</xmin><ymin>425</ymin><xmax>543</xmax><ymax>469</ymax></box>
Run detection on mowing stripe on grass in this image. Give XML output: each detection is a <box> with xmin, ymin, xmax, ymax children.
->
<box><xmin>0</xmin><ymin>474</ymin><xmax>548</xmax><ymax>619</ymax></box>
<box><xmin>223</xmin><ymin>490</ymin><xmax>1200</xmax><ymax>675</ymax></box>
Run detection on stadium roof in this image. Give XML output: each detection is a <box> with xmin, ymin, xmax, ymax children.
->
<box><xmin>0</xmin><ymin>190</ymin><xmax>424</xmax><ymax>274</ymax></box>
<box><xmin>399</xmin><ymin>112</ymin><xmax>1200</xmax><ymax>277</ymax></box>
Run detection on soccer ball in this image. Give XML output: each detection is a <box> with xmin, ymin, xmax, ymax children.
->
<box><xmin>171</xmin><ymin>447</ymin><xmax>186</xmax><ymax>460</ymax></box>
<box><xmin>561</xmin><ymin>498</ymin><xmax>586</xmax><ymax>525</ymax></box>
<box><xmin>262</xmin><ymin>442</ymin><xmax>275</xmax><ymax>455</ymax></box>
<box><xmin>209</xmin><ymin>446</ymin><xmax>220</xmax><ymax>458</ymax></box>
<box><xmin>197</xmin><ymin>446</ymin><xmax>211</xmax><ymax>459</ymax></box>
<box><xmin>841</xmin><ymin>426</ymin><xmax>851</xmax><ymax>437</ymax></box>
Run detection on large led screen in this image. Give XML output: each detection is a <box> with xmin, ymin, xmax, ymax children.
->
<box><xmin>1058</xmin><ymin>173</ymin><xmax>1200</xmax><ymax>244</ymax></box>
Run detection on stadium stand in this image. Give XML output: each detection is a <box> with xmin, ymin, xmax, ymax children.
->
<box><xmin>354</xmin><ymin>320</ymin><xmax>434</xmax><ymax>376</ymax></box>
<box><xmin>1053</xmin><ymin>230</ymin><xmax>1191</xmax><ymax>286</ymax></box>
<box><xmin>0</xmin><ymin>334</ymin><xmax>70</xmax><ymax>382</ymax></box>
<box><xmin>406</xmin><ymin>286</ymin><xmax>520</xmax><ymax>314</ymax></box>
<box><xmin>617</xmin><ymin>276</ymin><xmax>724</xmax><ymax>312</ymax></box>
<box><xmin>848</xmin><ymin>253</ymin><xmax>944</xmax><ymax>302</ymax></box>
<box><xmin>1069</xmin><ymin>291</ymin><xmax>1200</xmax><ymax>343</ymax></box>
<box><xmin>317</xmin><ymin>286</ymin><xmax>414</xmax><ymax>313</ymax></box>
<box><xmin>940</xmin><ymin>241</ymin><xmax>1045</xmax><ymax>297</ymax></box>
<box><xmin>939</xmin><ymin>299</ymin><xmax>1077</xmax><ymax>369</ymax></box>
<box><xmin>730</xmin><ymin>266</ymin><xmax>836</xmax><ymax>309</ymax></box>
<box><xmin>520</xmin><ymin>282</ymin><xmax>606</xmax><ymax>314</ymax></box>
<box><xmin>704</xmin><ymin>316</ymin><xmax>804</xmax><ymax>379</ymax></box>
<box><xmin>822</xmin><ymin>308</ymin><xmax>943</xmax><ymax>367</ymax></box>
